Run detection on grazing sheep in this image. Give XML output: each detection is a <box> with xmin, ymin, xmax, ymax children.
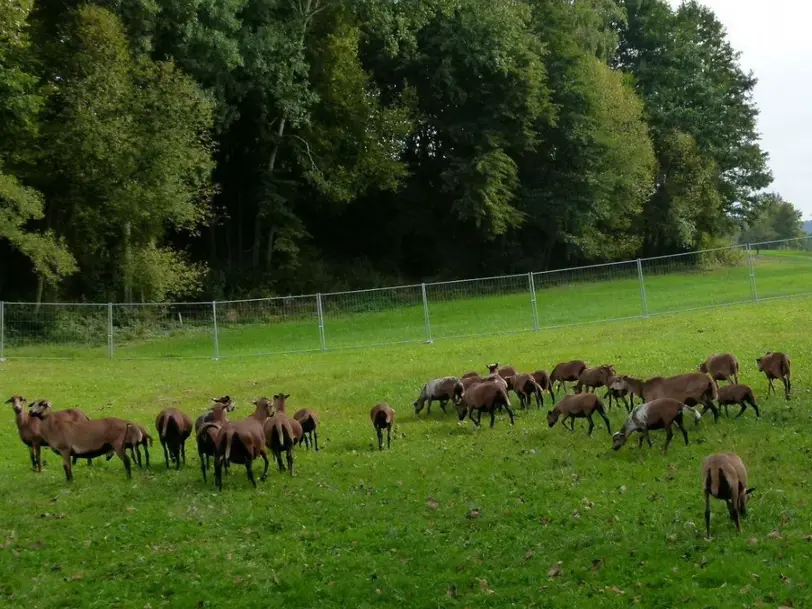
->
<box><xmin>293</xmin><ymin>408</ymin><xmax>320</xmax><ymax>451</ymax></box>
<box><xmin>413</xmin><ymin>377</ymin><xmax>464</xmax><ymax>416</ymax></box>
<box><xmin>155</xmin><ymin>408</ymin><xmax>194</xmax><ymax>470</ymax></box>
<box><xmin>611</xmin><ymin>398</ymin><xmax>701</xmax><ymax>454</ymax></box>
<box><xmin>214</xmin><ymin>398</ymin><xmax>272</xmax><ymax>489</ymax></box>
<box><xmin>263</xmin><ymin>394</ymin><xmax>303</xmax><ymax>475</ymax></box>
<box><xmin>531</xmin><ymin>370</ymin><xmax>556</xmax><ymax>404</ymax></box>
<box><xmin>28</xmin><ymin>400</ymin><xmax>133</xmax><ymax>481</ymax></box>
<box><xmin>487</xmin><ymin>363</ymin><xmax>517</xmax><ymax>379</ymax></box>
<box><xmin>547</xmin><ymin>393</ymin><xmax>611</xmax><ymax>436</ymax></box>
<box><xmin>574</xmin><ymin>365</ymin><xmax>616</xmax><ymax>394</ymax></box>
<box><xmin>717</xmin><ymin>384</ymin><xmax>759</xmax><ymax>419</ymax></box>
<box><xmin>756</xmin><ymin>352</ymin><xmax>791</xmax><ymax>400</ymax></box>
<box><xmin>370</xmin><ymin>403</ymin><xmax>395</xmax><ymax>450</ymax></box>
<box><xmin>196</xmin><ymin>400</ymin><xmax>234</xmax><ymax>483</ymax></box>
<box><xmin>699</xmin><ymin>353</ymin><xmax>740</xmax><ymax>390</ymax></box>
<box><xmin>505</xmin><ymin>373</ymin><xmax>544</xmax><ymax>409</ymax></box>
<box><xmin>702</xmin><ymin>453</ymin><xmax>754</xmax><ymax>537</ymax></box>
<box><xmin>604</xmin><ymin>376</ymin><xmax>633</xmax><ymax>412</ymax></box>
<box><xmin>456</xmin><ymin>382</ymin><xmax>514</xmax><ymax>428</ymax></box>
<box><xmin>550</xmin><ymin>360</ymin><xmax>588</xmax><ymax>394</ymax></box>
<box><xmin>621</xmin><ymin>373</ymin><xmax>719</xmax><ymax>423</ymax></box>
<box><xmin>195</xmin><ymin>396</ymin><xmax>235</xmax><ymax>434</ymax></box>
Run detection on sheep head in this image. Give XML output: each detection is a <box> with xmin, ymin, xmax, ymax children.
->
<box><xmin>28</xmin><ymin>400</ymin><xmax>53</xmax><ymax>419</ymax></box>
<box><xmin>755</xmin><ymin>356</ymin><xmax>764</xmax><ymax>371</ymax></box>
<box><xmin>486</xmin><ymin>363</ymin><xmax>499</xmax><ymax>374</ymax></box>
<box><xmin>611</xmin><ymin>431</ymin><xmax>627</xmax><ymax>451</ymax></box>
<box><xmin>6</xmin><ymin>395</ymin><xmax>26</xmax><ymax>413</ymax></box>
<box><xmin>546</xmin><ymin>410</ymin><xmax>559</xmax><ymax>427</ymax></box>
<box><xmin>272</xmin><ymin>393</ymin><xmax>290</xmax><ymax>414</ymax></box>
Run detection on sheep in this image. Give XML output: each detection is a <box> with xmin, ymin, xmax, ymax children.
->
<box><xmin>370</xmin><ymin>403</ymin><xmax>395</xmax><ymax>450</ymax></box>
<box><xmin>531</xmin><ymin>370</ymin><xmax>556</xmax><ymax>404</ymax></box>
<box><xmin>196</xmin><ymin>400</ymin><xmax>234</xmax><ymax>483</ymax></box>
<box><xmin>702</xmin><ymin>453</ymin><xmax>754</xmax><ymax>537</ymax></box>
<box><xmin>195</xmin><ymin>396</ymin><xmax>235</xmax><ymax>434</ymax></box>
<box><xmin>109</xmin><ymin>423</ymin><xmax>152</xmax><ymax>469</ymax></box>
<box><xmin>505</xmin><ymin>373</ymin><xmax>544</xmax><ymax>409</ymax></box>
<box><xmin>547</xmin><ymin>393</ymin><xmax>611</xmax><ymax>436</ymax></box>
<box><xmin>611</xmin><ymin>398</ymin><xmax>701</xmax><ymax>454</ymax></box>
<box><xmin>699</xmin><ymin>353</ymin><xmax>739</xmax><ymax>390</ymax></box>
<box><xmin>461</xmin><ymin>371</ymin><xmax>480</xmax><ymax>380</ymax></box>
<box><xmin>155</xmin><ymin>408</ymin><xmax>194</xmax><ymax>470</ymax></box>
<box><xmin>213</xmin><ymin>397</ymin><xmax>272</xmax><ymax>489</ymax></box>
<box><xmin>487</xmin><ymin>363</ymin><xmax>517</xmax><ymax>379</ymax></box>
<box><xmin>620</xmin><ymin>373</ymin><xmax>719</xmax><ymax>423</ymax></box>
<box><xmin>28</xmin><ymin>400</ymin><xmax>133</xmax><ymax>481</ymax></box>
<box><xmin>263</xmin><ymin>393</ymin><xmax>303</xmax><ymax>475</ymax></box>
<box><xmin>604</xmin><ymin>376</ymin><xmax>633</xmax><ymax>412</ymax></box>
<box><xmin>455</xmin><ymin>382</ymin><xmax>514</xmax><ymax>428</ymax></box>
<box><xmin>574</xmin><ymin>365</ymin><xmax>616</xmax><ymax>394</ymax></box>
<box><xmin>550</xmin><ymin>360</ymin><xmax>588</xmax><ymax>394</ymax></box>
<box><xmin>717</xmin><ymin>384</ymin><xmax>759</xmax><ymax>419</ymax></box>
<box><xmin>756</xmin><ymin>351</ymin><xmax>791</xmax><ymax>400</ymax></box>
<box><xmin>462</xmin><ymin>375</ymin><xmax>484</xmax><ymax>392</ymax></box>
<box><xmin>413</xmin><ymin>377</ymin><xmax>464</xmax><ymax>416</ymax></box>
<box><xmin>293</xmin><ymin>408</ymin><xmax>320</xmax><ymax>451</ymax></box>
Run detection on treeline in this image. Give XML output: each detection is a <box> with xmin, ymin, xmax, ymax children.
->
<box><xmin>0</xmin><ymin>0</ymin><xmax>799</xmax><ymax>302</ymax></box>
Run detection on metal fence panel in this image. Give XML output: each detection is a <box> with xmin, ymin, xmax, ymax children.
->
<box><xmin>320</xmin><ymin>285</ymin><xmax>425</xmax><ymax>349</ymax></box>
<box><xmin>532</xmin><ymin>260</ymin><xmax>641</xmax><ymax>328</ymax></box>
<box><xmin>216</xmin><ymin>295</ymin><xmax>321</xmax><ymax>357</ymax></box>
<box><xmin>112</xmin><ymin>302</ymin><xmax>215</xmax><ymax>359</ymax></box>
<box><xmin>640</xmin><ymin>245</ymin><xmax>751</xmax><ymax>315</ymax></box>
<box><xmin>748</xmin><ymin>236</ymin><xmax>812</xmax><ymax>301</ymax></box>
<box><xmin>2</xmin><ymin>303</ymin><xmax>108</xmax><ymax>358</ymax></box>
<box><xmin>425</xmin><ymin>274</ymin><xmax>533</xmax><ymax>340</ymax></box>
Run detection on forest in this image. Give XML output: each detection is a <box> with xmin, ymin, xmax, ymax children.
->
<box><xmin>0</xmin><ymin>0</ymin><xmax>804</xmax><ymax>303</ymax></box>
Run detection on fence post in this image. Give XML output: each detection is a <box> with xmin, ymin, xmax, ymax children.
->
<box><xmin>528</xmin><ymin>272</ymin><xmax>540</xmax><ymax>331</ymax></box>
<box><xmin>316</xmin><ymin>293</ymin><xmax>327</xmax><ymax>351</ymax></box>
<box><xmin>421</xmin><ymin>283</ymin><xmax>433</xmax><ymax>343</ymax></box>
<box><xmin>212</xmin><ymin>301</ymin><xmax>220</xmax><ymax>360</ymax></box>
<box><xmin>107</xmin><ymin>303</ymin><xmax>113</xmax><ymax>359</ymax></box>
<box><xmin>636</xmin><ymin>259</ymin><xmax>648</xmax><ymax>318</ymax></box>
<box><xmin>745</xmin><ymin>243</ymin><xmax>758</xmax><ymax>302</ymax></box>
<box><xmin>0</xmin><ymin>301</ymin><xmax>5</xmax><ymax>361</ymax></box>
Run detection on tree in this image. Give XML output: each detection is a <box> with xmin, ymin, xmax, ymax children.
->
<box><xmin>741</xmin><ymin>194</ymin><xmax>803</xmax><ymax>244</ymax></box>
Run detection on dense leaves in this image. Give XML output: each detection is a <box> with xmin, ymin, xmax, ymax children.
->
<box><xmin>0</xmin><ymin>0</ymin><xmax>797</xmax><ymax>301</ymax></box>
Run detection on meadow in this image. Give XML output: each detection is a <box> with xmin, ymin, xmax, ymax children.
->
<box><xmin>2</xmin><ymin>289</ymin><xmax>812</xmax><ymax>608</ymax></box>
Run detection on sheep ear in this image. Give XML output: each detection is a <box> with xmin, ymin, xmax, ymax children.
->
<box><xmin>283</xmin><ymin>393</ymin><xmax>290</xmax><ymax>399</ymax></box>
<box><xmin>746</xmin><ymin>488</ymin><xmax>756</xmax><ymax>495</ymax></box>
<box><xmin>3</xmin><ymin>397</ymin><xmax>12</xmax><ymax>404</ymax></box>
<box><xmin>251</xmin><ymin>399</ymin><xmax>258</xmax><ymax>406</ymax></box>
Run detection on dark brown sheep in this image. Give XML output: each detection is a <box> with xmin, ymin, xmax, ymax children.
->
<box><xmin>456</xmin><ymin>382</ymin><xmax>514</xmax><ymax>428</ymax></box>
<box><xmin>461</xmin><ymin>371</ymin><xmax>480</xmax><ymax>380</ymax></box>
<box><xmin>505</xmin><ymin>373</ymin><xmax>544</xmax><ymax>409</ymax></box>
<box><xmin>612</xmin><ymin>398</ymin><xmax>701</xmax><ymax>454</ymax></box>
<box><xmin>717</xmin><ymin>384</ymin><xmax>759</xmax><ymax>419</ymax></box>
<box><xmin>413</xmin><ymin>377</ymin><xmax>464</xmax><ymax>416</ymax></box>
<box><xmin>547</xmin><ymin>393</ymin><xmax>611</xmax><ymax>436</ymax></box>
<box><xmin>487</xmin><ymin>363</ymin><xmax>517</xmax><ymax>378</ymax></box>
<box><xmin>195</xmin><ymin>396</ymin><xmax>235</xmax><ymax>435</ymax></box>
<box><xmin>196</xmin><ymin>400</ymin><xmax>234</xmax><ymax>483</ymax></box>
<box><xmin>574</xmin><ymin>365</ymin><xmax>616</xmax><ymax>394</ymax></box>
<box><xmin>213</xmin><ymin>398</ymin><xmax>272</xmax><ymax>489</ymax></box>
<box><xmin>370</xmin><ymin>403</ymin><xmax>395</xmax><ymax>450</ymax></box>
<box><xmin>155</xmin><ymin>408</ymin><xmax>194</xmax><ymax>470</ymax></box>
<box><xmin>293</xmin><ymin>408</ymin><xmax>320</xmax><ymax>451</ymax></box>
<box><xmin>117</xmin><ymin>423</ymin><xmax>152</xmax><ymax>469</ymax></box>
<box><xmin>531</xmin><ymin>370</ymin><xmax>556</xmax><ymax>404</ymax></box>
<box><xmin>621</xmin><ymin>373</ymin><xmax>719</xmax><ymax>423</ymax></box>
<box><xmin>550</xmin><ymin>360</ymin><xmax>588</xmax><ymax>394</ymax></box>
<box><xmin>604</xmin><ymin>376</ymin><xmax>633</xmax><ymax>412</ymax></box>
<box><xmin>699</xmin><ymin>353</ymin><xmax>739</xmax><ymax>390</ymax></box>
<box><xmin>703</xmin><ymin>453</ymin><xmax>754</xmax><ymax>537</ymax></box>
<box><xmin>264</xmin><ymin>394</ymin><xmax>303</xmax><ymax>475</ymax></box>
<box><xmin>461</xmin><ymin>375</ymin><xmax>484</xmax><ymax>392</ymax></box>
<box><xmin>756</xmin><ymin>351</ymin><xmax>791</xmax><ymax>400</ymax></box>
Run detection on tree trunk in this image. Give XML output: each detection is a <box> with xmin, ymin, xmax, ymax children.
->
<box><xmin>265</xmin><ymin>226</ymin><xmax>276</xmax><ymax>270</ymax></box>
<box><xmin>252</xmin><ymin>117</ymin><xmax>288</xmax><ymax>268</ymax></box>
<box><xmin>123</xmin><ymin>221</ymin><xmax>132</xmax><ymax>302</ymax></box>
<box><xmin>34</xmin><ymin>274</ymin><xmax>45</xmax><ymax>314</ymax></box>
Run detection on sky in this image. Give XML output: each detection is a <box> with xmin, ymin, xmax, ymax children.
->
<box><xmin>667</xmin><ymin>0</ymin><xmax>812</xmax><ymax>218</ymax></box>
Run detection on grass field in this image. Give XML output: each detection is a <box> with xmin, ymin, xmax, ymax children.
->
<box><xmin>2</xmin><ymin>292</ymin><xmax>812</xmax><ymax>609</ymax></box>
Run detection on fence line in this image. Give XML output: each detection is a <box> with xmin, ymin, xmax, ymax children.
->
<box><xmin>1</xmin><ymin>236</ymin><xmax>811</xmax><ymax>360</ymax></box>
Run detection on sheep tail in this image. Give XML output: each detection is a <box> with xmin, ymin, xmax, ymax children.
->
<box><xmin>160</xmin><ymin>414</ymin><xmax>171</xmax><ymax>440</ymax></box>
<box><xmin>499</xmin><ymin>386</ymin><xmax>510</xmax><ymax>407</ymax></box>
<box><xmin>274</xmin><ymin>418</ymin><xmax>287</xmax><ymax>447</ymax></box>
<box><xmin>784</xmin><ymin>357</ymin><xmax>792</xmax><ymax>379</ymax></box>
<box><xmin>224</xmin><ymin>428</ymin><xmax>235</xmax><ymax>463</ymax></box>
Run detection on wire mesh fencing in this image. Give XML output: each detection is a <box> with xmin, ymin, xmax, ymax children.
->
<box><xmin>2</xmin><ymin>238</ymin><xmax>811</xmax><ymax>360</ymax></box>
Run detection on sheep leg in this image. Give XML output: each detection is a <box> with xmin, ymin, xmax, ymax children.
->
<box><xmin>663</xmin><ymin>426</ymin><xmax>673</xmax><ymax>454</ymax></box>
<box><xmin>701</xmin><ymin>400</ymin><xmax>719</xmax><ymax>423</ymax></box>
<box><xmin>730</xmin><ymin>502</ymin><xmax>741</xmax><ymax>533</ymax></box>
<box><xmin>200</xmin><ymin>450</ymin><xmax>208</xmax><ymax>483</ymax></box>
<box><xmin>386</xmin><ymin>424</ymin><xmax>391</xmax><ymax>449</ymax></box>
<box><xmin>302</xmin><ymin>434</ymin><xmax>310</xmax><ymax>450</ymax></box>
<box><xmin>161</xmin><ymin>440</ymin><xmax>170</xmax><ymax>469</ymax></box>
<box><xmin>439</xmin><ymin>399</ymin><xmax>447</xmax><ymax>414</ymax></box>
<box><xmin>637</xmin><ymin>434</ymin><xmax>645</xmax><ymax>448</ymax></box>
<box><xmin>675</xmin><ymin>415</ymin><xmax>689</xmax><ymax>445</ymax></box>
<box><xmin>735</xmin><ymin>403</ymin><xmax>747</xmax><ymax>418</ymax></box>
<box><xmin>549</xmin><ymin>388</ymin><xmax>556</xmax><ymax>404</ymax></box>
<box><xmin>245</xmin><ymin>460</ymin><xmax>257</xmax><ymax>488</ymax></box>
<box><xmin>748</xmin><ymin>397</ymin><xmax>760</xmax><ymax>418</ymax></box>
<box><xmin>117</xmin><ymin>446</ymin><xmax>132</xmax><ymax>479</ymax></box>
<box><xmin>426</xmin><ymin>398</ymin><xmax>432</xmax><ymax>416</ymax></box>
<box><xmin>622</xmin><ymin>396</ymin><xmax>631</xmax><ymax>413</ymax></box>
<box><xmin>586</xmin><ymin>415</ymin><xmax>595</xmax><ymax>436</ymax></box>
<box><xmin>782</xmin><ymin>377</ymin><xmax>791</xmax><ymax>401</ymax></box>
<box><xmin>502</xmin><ymin>403</ymin><xmax>514</xmax><ymax>426</ymax></box>
<box><xmin>214</xmin><ymin>456</ymin><xmax>224</xmax><ymax>490</ymax></box>
<box><xmin>275</xmin><ymin>448</ymin><xmax>285</xmax><ymax>472</ymax></box>
<box><xmin>489</xmin><ymin>409</ymin><xmax>496</xmax><ymax>428</ymax></box>
<box><xmin>568</xmin><ymin>416</ymin><xmax>576</xmax><ymax>432</ymax></box>
<box><xmin>644</xmin><ymin>429</ymin><xmax>653</xmax><ymax>448</ymax></box>
<box><xmin>181</xmin><ymin>441</ymin><xmax>187</xmax><ymax>466</ymax></box>
<box><xmin>61</xmin><ymin>450</ymin><xmax>74</xmax><ymax>482</ymax></box>
<box><xmin>767</xmin><ymin>378</ymin><xmax>775</xmax><ymax>399</ymax></box>
<box><xmin>376</xmin><ymin>427</ymin><xmax>383</xmax><ymax>450</ymax></box>
<box><xmin>598</xmin><ymin>410</ymin><xmax>612</xmax><ymax>435</ymax></box>
<box><xmin>134</xmin><ymin>445</ymin><xmax>143</xmax><ymax>469</ymax></box>
<box><xmin>705</xmin><ymin>491</ymin><xmax>711</xmax><ymax>538</ymax></box>
<box><xmin>286</xmin><ymin>448</ymin><xmax>294</xmax><ymax>476</ymax></box>
<box><xmin>314</xmin><ymin>430</ymin><xmax>319</xmax><ymax>452</ymax></box>
<box><xmin>29</xmin><ymin>445</ymin><xmax>37</xmax><ymax>472</ymax></box>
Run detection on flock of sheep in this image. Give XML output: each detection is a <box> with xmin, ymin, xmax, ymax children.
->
<box><xmin>5</xmin><ymin>350</ymin><xmax>792</xmax><ymax>537</ymax></box>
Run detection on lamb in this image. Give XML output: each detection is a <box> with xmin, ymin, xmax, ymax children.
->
<box><xmin>717</xmin><ymin>384</ymin><xmax>759</xmax><ymax>419</ymax></box>
<box><xmin>611</xmin><ymin>398</ymin><xmax>701</xmax><ymax>454</ymax></box>
<box><xmin>155</xmin><ymin>408</ymin><xmax>194</xmax><ymax>470</ymax></box>
<box><xmin>620</xmin><ymin>373</ymin><xmax>719</xmax><ymax>422</ymax></box>
<box><xmin>574</xmin><ymin>365</ymin><xmax>616</xmax><ymax>394</ymax></box>
<box><xmin>455</xmin><ymin>382</ymin><xmax>514</xmax><ymax>428</ymax></box>
<box><xmin>505</xmin><ymin>373</ymin><xmax>544</xmax><ymax>409</ymax></box>
<box><xmin>28</xmin><ymin>400</ymin><xmax>133</xmax><ymax>481</ymax></box>
<box><xmin>531</xmin><ymin>370</ymin><xmax>556</xmax><ymax>404</ymax></box>
<box><xmin>195</xmin><ymin>396</ymin><xmax>235</xmax><ymax>434</ymax></box>
<box><xmin>263</xmin><ymin>393</ymin><xmax>303</xmax><ymax>475</ymax></box>
<box><xmin>293</xmin><ymin>408</ymin><xmax>320</xmax><ymax>451</ymax></box>
<box><xmin>370</xmin><ymin>403</ymin><xmax>395</xmax><ymax>450</ymax></box>
<box><xmin>756</xmin><ymin>351</ymin><xmax>791</xmax><ymax>400</ymax></box>
<box><xmin>196</xmin><ymin>400</ymin><xmax>234</xmax><ymax>483</ymax></box>
<box><xmin>213</xmin><ymin>397</ymin><xmax>272</xmax><ymax>489</ymax></box>
<box><xmin>413</xmin><ymin>377</ymin><xmax>464</xmax><ymax>416</ymax></box>
<box><xmin>546</xmin><ymin>393</ymin><xmax>611</xmax><ymax>436</ymax></box>
<box><xmin>604</xmin><ymin>376</ymin><xmax>633</xmax><ymax>412</ymax></box>
<box><xmin>487</xmin><ymin>363</ymin><xmax>517</xmax><ymax>379</ymax></box>
<box><xmin>702</xmin><ymin>453</ymin><xmax>754</xmax><ymax>537</ymax></box>
<box><xmin>550</xmin><ymin>360</ymin><xmax>588</xmax><ymax>394</ymax></box>
<box><xmin>699</xmin><ymin>353</ymin><xmax>739</xmax><ymax>390</ymax></box>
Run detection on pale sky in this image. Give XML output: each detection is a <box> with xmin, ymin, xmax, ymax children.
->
<box><xmin>668</xmin><ymin>0</ymin><xmax>812</xmax><ymax>218</ymax></box>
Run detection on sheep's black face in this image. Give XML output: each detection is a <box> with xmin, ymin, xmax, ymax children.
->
<box><xmin>755</xmin><ymin>358</ymin><xmax>764</xmax><ymax>371</ymax></box>
<box><xmin>611</xmin><ymin>432</ymin><xmax>626</xmax><ymax>451</ymax></box>
<box><xmin>457</xmin><ymin>408</ymin><xmax>467</xmax><ymax>421</ymax></box>
<box><xmin>546</xmin><ymin>411</ymin><xmax>558</xmax><ymax>427</ymax></box>
<box><xmin>413</xmin><ymin>400</ymin><xmax>423</xmax><ymax>414</ymax></box>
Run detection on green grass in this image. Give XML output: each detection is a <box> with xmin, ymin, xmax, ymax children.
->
<box><xmin>2</xmin><ymin>295</ymin><xmax>812</xmax><ymax>608</ymax></box>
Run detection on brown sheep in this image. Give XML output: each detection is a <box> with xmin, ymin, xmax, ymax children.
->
<box><xmin>413</xmin><ymin>377</ymin><xmax>464</xmax><ymax>416</ymax></box>
<box><xmin>456</xmin><ymin>382</ymin><xmax>514</xmax><ymax>428</ymax></box>
<box><xmin>612</xmin><ymin>398</ymin><xmax>701</xmax><ymax>454</ymax></box>
<box><xmin>293</xmin><ymin>408</ymin><xmax>319</xmax><ymax>451</ymax></box>
<box><xmin>195</xmin><ymin>396</ymin><xmax>235</xmax><ymax>434</ymax></box>
<box><xmin>547</xmin><ymin>394</ymin><xmax>611</xmax><ymax>436</ymax></box>
<box><xmin>550</xmin><ymin>360</ymin><xmax>588</xmax><ymax>394</ymax></box>
<box><xmin>370</xmin><ymin>403</ymin><xmax>395</xmax><ymax>450</ymax></box>
<box><xmin>487</xmin><ymin>363</ymin><xmax>517</xmax><ymax>379</ymax></box>
<box><xmin>196</xmin><ymin>400</ymin><xmax>234</xmax><ymax>483</ymax></box>
<box><xmin>574</xmin><ymin>365</ymin><xmax>616</xmax><ymax>394</ymax></box>
<box><xmin>214</xmin><ymin>398</ymin><xmax>272</xmax><ymax>489</ymax></box>
<box><xmin>699</xmin><ymin>353</ymin><xmax>740</xmax><ymax>390</ymax></box>
<box><xmin>462</xmin><ymin>375</ymin><xmax>484</xmax><ymax>392</ymax></box>
<box><xmin>756</xmin><ymin>352</ymin><xmax>791</xmax><ymax>400</ymax></box>
<box><xmin>531</xmin><ymin>370</ymin><xmax>556</xmax><ymax>404</ymax></box>
<box><xmin>702</xmin><ymin>453</ymin><xmax>754</xmax><ymax>537</ymax></box>
<box><xmin>155</xmin><ymin>408</ymin><xmax>194</xmax><ymax>470</ymax></box>
<box><xmin>621</xmin><ymin>373</ymin><xmax>719</xmax><ymax>423</ymax></box>
<box><xmin>604</xmin><ymin>376</ymin><xmax>633</xmax><ymax>412</ymax></box>
<box><xmin>505</xmin><ymin>373</ymin><xmax>544</xmax><ymax>409</ymax></box>
<box><xmin>717</xmin><ymin>384</ymin><xmax>759</xmax><ymax>419</ymax></box>
<box><xmin>111</xmin><ymin>423</ymin><xmax>152</xmax><ymax>469</ymax></box>
<box><xmin>263</xmin><ymin>393</ymin><xmax>303</xmax><ymax>475</ymax></box>
<box><xmin>461</xmin><ymin>371</ymin><xmax>480</xmax><ymax>380</ymax></box>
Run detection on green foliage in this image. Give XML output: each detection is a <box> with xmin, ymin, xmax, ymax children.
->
<box><xmin>129</xmin><ymin>243</ymin><xmax>208</xmax><ymax>302</ymax></box>
<box><xmin>742</xmin><ymin>193</ymin><xmax>804</xmax><ymax>244</ymax></box>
